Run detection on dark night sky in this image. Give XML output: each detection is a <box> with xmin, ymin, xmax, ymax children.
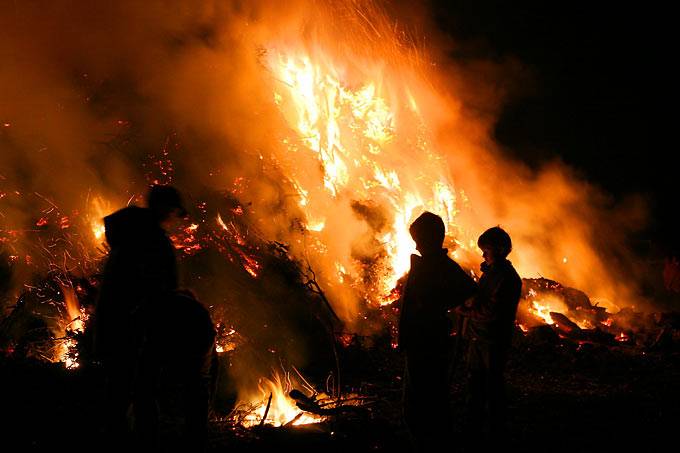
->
<box><xmin>432</xmin><ymin>0</ymin><xmax>676</xmax><ymax>251</ymax></box>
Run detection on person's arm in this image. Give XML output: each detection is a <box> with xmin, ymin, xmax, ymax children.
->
<box><xmin>446</xmin><ymin>262</ymin><xmax>478</xmax><ymax>310</ymax></box>
<box><xmin>470</xmin><ymin>273</ymin><xmax>521</xmax><ymax>322</ymax></box>
<box><xmin>397</xmin><ymin>270</ymin><xmax>415</xmax><ymax>351</ymax></box>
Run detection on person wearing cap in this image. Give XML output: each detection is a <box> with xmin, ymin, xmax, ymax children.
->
<box><xmin>398</xmin><ymin>211</ymin><xmax>477</xmax><ymax>452</ymax></box>
<box><xmin>94</xmin><ymin>184</ymin><xmax>187</xmax><ymax>450</ymax></box>
<box><xmin>457</xmin><ymin>226</ymin><xmax>522</xmax><ymax>442</ymax></box>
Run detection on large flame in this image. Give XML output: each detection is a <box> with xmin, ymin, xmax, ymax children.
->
<box><xmin>267</xmin><ymin>47</ymin><xmax>472</xmax><ymax>308</ymax></box>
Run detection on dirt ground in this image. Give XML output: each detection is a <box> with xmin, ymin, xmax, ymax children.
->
<box><xmin>2</xmin><ymin>336</ymin><xmax>679</xmax><ymax>453</ymax></box>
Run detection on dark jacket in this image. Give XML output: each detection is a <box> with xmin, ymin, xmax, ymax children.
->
<box><xmin>155</xmin><ymin>291</ymin><xmax>216</xmax><ymax>378</ymax></box>
<box><xmin>95</xmin><ymin>206</ymin><xmax>178</xmax><ymax>357</ymax></box>
<box><xmin>398</xmin><ymin>249</ymin><xmax>477</xmax><ymax>351</ymax></box>
<box><xmin>467</xmin><ymin>259</ymin><xmax>522</xmax><ymax>345</ymax></box>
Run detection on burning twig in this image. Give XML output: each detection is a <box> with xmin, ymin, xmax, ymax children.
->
<box><xmin>299</xmin><ymin>258</ymin><xmax>343</xmax><ymax>397</ymax></box>
<box><xmin>292</xmin><ymin>365</ymin><xmax>318</xmax><ymax>396</ymax></box>
<box><xmin>283</xmin><ymin>413</ymin><xmax>304</xmax><ymax>427</ymax></box>
<box><xmin>259</xmin><ymin>392</ymin><xmax>273</xmax><ymax>427</ymax></box>
<box><xmin>301</xmin><ymin>262</ymin><xmax>340</xmax><ymax>322</ymax></box>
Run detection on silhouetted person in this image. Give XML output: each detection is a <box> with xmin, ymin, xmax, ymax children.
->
<box><xmin>94</xmin><ymin>185</ymin><xmax>186</xmax><ymax>451</ymax></box>
<box><xmin>398</xmin><ymin>212</ymin><xmax>477</xmax><ymax>452</ymax></box>
<box><xmin>153</xmin><ymin>290</ymin><xmax>216</xmax><ymax>453</ymax></box>
<box><xmin>457</xmin><ymin>226</ymin><xmax>522</xmax><ymax>443</ymax></box>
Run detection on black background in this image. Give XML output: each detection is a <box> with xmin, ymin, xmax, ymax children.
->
<box><xmin>432</xmin><ymin>0</ymin><xmax>676</xmax><ymax>251</ymax></box>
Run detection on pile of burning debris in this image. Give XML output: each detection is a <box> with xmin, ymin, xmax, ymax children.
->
<box><xmin>0</xmin><ymin>198</ymin><xmax>378</xmax><ymax>429</ymax></box>
<box><xmin>516</xmin><ymin>278</ymin><xmax>680</xmax><ymax>349</ymax></box>
<box><xmin>2</xmin><ymin>230</ymin><xmax>679</xmax><ymax>434</ymax></box>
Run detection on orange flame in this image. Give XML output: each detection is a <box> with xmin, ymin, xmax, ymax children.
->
<box><xmin>55</xmin><ymin>284</ymin><xmax>85</xmax><ymax>369</ymax></box>
<box><xmin>88</xmin><ymin>196</ymin><xmax>111</xmax><ymax>244</ymax></box>
<box><xmin>268</xmin><ymin>48</ymin><xmax>470</xmax><ymax>307</ymax></box>
<box><xmin>239</xmin><ymin>372</ymin><xmax>323</xmax><ymax>427</ymax></box>
<box><xmin>527</xmin><ymin>296</ymin><xmax>569</xmax><ymax>326</ymax></box>
<box><xmin>61</xmin><ymin>285</ymin><xmax>84</xmax><ymax>333</ymax></box>
<box><xmin>616</xmin><ymin>332</ymin><xmax>630</xmax><ymax>342</ymax></box>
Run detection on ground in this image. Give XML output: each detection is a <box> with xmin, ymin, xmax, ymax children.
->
<box><xmin>2</xmin><ymin>337</ymin><xmax>679</xmax><ymax>452</ymax></box>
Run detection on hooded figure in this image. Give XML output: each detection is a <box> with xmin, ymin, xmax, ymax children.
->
<box><xmin>398</xmin><ymin>212</ymin><xmax>477</xmax><ymax>451</ymax></box>
<box><xmin>94</xmin><ymin>185</ymin><xmax>186</xmax><ymax>450</ymax></box>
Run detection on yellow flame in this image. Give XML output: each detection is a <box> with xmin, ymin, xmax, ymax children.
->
<box><xmin>61</xmin><ymin>284</ymin><xmax>83</xmax><ymax>333</ymax></box>
<box><xmin>528</xmin><ymin>296</ymin><xmax>569</xmax><ymax>325</ymax></box>
<box><xmin>574</xmin><ymin>319</ymin><xmax>594</xmax><ymax>330</ymax></box>
<box><xmin>268</xmin><ymin>48</ymin><xmax>472</xmax><ymax>307</ymax></box>
<box><xmin>616</xmin><ymin>332</ymin><xmax>629</xmax><ymax>342</ymax></box>
<box><xmin>55</xmin><ymin>284</ymin><xmax>84</xmax><ymax>368</ymax></box>
<box><xmin>306</xmin><ymin>218</ymin><xmax>326</xmax><ymax>232</ymax></box>
<box><xmin>240</xmin><ymin>372</ymin><xmax>323</xmax><ymax>427</ymax></box>
<box><xmin>88</xmin><ymin>196</ymin><xmax>111</xmax><ymax>244</ymax></box>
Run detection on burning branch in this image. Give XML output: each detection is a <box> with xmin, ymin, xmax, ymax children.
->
<box><xmin>301</xmin><ymin>261</ymin><xmax>340</xmax><ymax>323</ymax></box>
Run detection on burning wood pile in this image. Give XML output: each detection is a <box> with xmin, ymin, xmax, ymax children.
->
<box><xmin>0</xmin><ymin>188</ymin><xmax>380</xmax><ymax>428</ymax></box>
<box><xmin>516</xmin><ymin>278</ymin><xmax>680</xmax><ymax>348</ymax></box>
<box><xmin>2</xmin><ymin>213</ymin><xmax>678</xmax><ymax>434</ymax></box>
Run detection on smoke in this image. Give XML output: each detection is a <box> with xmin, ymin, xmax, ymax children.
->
<box><xmin>1</xmin><ymin>0</ymin><xmax>649</xmax><ymax>333</ymax></box>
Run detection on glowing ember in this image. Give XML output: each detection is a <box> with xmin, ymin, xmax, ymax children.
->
<box><xmin>240</xmin><ymin>253</ymin><xmax>261</xmax><ymax>278</ymax></box>
<box><xmin>616</xmin><ymin>332</ymin><xmax>630</xmax><ymax>342</ymax></box>
<box><xmin>170</xmin><ymin>222</ymin><xmax>203</xmax><ymax>255</ymax></box>
<box><xmin>59</xmin><ymin>338</ymin><xmax>80</xmax><ymax>370</ymax></box>
<box><xmin>216</xmin><ymin>213</ymin><xmax>261</xmax><ymax>277</ymax></box>
<box><xmin>215</xmin><ymin>325</ymin><xmax>240</xmax><ymax>354</ymax></box>
<box><xmin>574</xmin><ymin>319</ymin><xmax>595</xmax><ymax>330</ymax></box>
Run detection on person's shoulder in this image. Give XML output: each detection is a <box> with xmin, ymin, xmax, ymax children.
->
<box><xmin>443</xmin><ymin>256</ymin><xmax>476</xmax><ymax>282</ymax></box>
<box><xmin>176</xmin><ymin>290</ymin><xmax>211</xmax><ymax>316</ymax></box>
<box><xmin>409</xmin><ymin>253</ymin><xmax>422</xmax><ymax>268</ymax></box>
<box><xmin>105</xmin><ymin>205</ymin><xmax>146</xmax><ymax>218</ymax></box>
<box><xmin>104</xmin><ymin>205</ymin><xmax>152</xmax><ymax>228</ymax></box>
<box><xmin>503</xmin><ymin>260</ymin><xmax>522</xmax><ymax>283</ymax></box>
<box><xmin>444</xmin><ymin>255</ymin><xmax>467</xmax><ymax>273</ymax></box>
<box><xmin>104</xmin><ymin>206</ymin><xmax>151</xmax><ymax>247</ymax></box>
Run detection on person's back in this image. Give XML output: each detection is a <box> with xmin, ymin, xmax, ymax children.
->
<box><xmin>95</xmin><ymin>205</ymin><xmax>178</xmax><ymax>357</ymax></box>
<box><xmin>155</xmin><ymin>290</ymin><xmax>215</xmax><ymax>379</ymax></box>
<box><xmin>399</xmin><ymin>250</ymin><xmax>476</xmax><ymax>352</ymax></box>
<box><xmin>461</xmin><ymin>226</ymin><xmax>522</xmax><ymax>442</ymax></box>
<box><xmin>94</xmin><ymin>185</ymin><xmax>186</xmax><ymax>451</ymax></box>
<box><xmin>154</xmin><ymin>290</ymin><xmax>216</xmax><ymax>453</ymax></box>
<box><xmin>398</xmin><ymin>212</ymin><xmax>477</xmax><ymax>452</ymax></box>
<box><xmin>468</xmin><ymin>257</ymin><xmax>522</xmax><ymax>346</ymax></box>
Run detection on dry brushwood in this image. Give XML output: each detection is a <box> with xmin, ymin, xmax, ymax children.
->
<box><xmin>288</xmin><ymin>389</ymin><xmax>370</xmax><ymax>417</ymax></box>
